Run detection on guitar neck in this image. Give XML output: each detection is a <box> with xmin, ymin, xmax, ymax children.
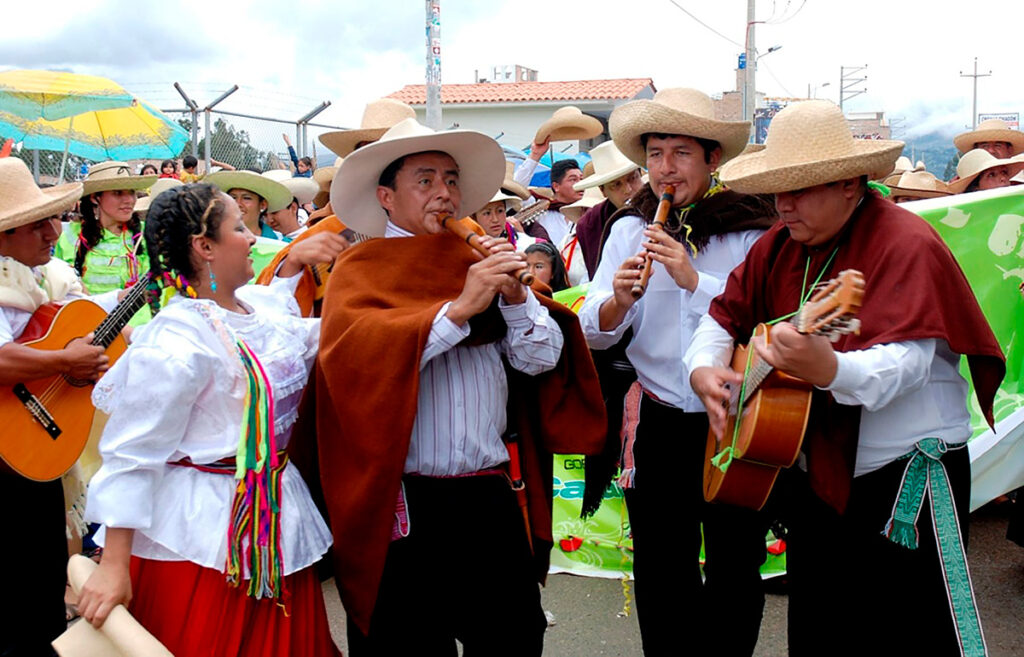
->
<box><xmin>92</xmin><ymin>280</ymin><xmax>148</xmax><ymax>348</ymax></box>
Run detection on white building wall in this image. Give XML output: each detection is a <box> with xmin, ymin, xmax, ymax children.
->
<box><xmin>412</xmin><ymin>105</ymin><xmax>593</xmax><ymax>154</ymax></box>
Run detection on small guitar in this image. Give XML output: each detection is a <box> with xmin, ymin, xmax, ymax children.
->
<box><xmin>703</xmin><ymin>269</ymin><xmax>865</xmax><ymax>510</ymax></box>
<box><xmin>0</xmin><ymin>279</ymin><xmax>149</xmax><ymax>481</ymax></box>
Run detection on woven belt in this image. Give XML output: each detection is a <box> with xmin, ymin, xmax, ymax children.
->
<box><xmin>882</xmin><ymin>438</ymin><xmax>987</xmax><ymax>657</ymax></box>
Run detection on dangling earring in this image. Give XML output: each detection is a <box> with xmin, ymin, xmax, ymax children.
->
<box><xmin>209</xmin><ymin>268</ymin><xmax>217</xmax><ymax>293</ymax></box>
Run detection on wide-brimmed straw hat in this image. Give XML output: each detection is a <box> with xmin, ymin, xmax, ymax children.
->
<box><xmin>500</xmin><ymin>161</ymin><xmax>529</xmax><ymax>200</ymax></box>
<box><xmin>610</xmin><ymin>88</ymin><xmax>752</xmax><ymax>167</ymax></box>
<box><xmin>262</xmin><ymin>169</ymin><xmax>320</xmax><ymax>205</ymax></box>
<box><xmin>205</xmin><ymin>170</ymin><xmax>293</xmax><ymax>212</ymax></box>
<box><xmin>319</xmin><ymin>98</ymin><xmax>417</xmax><ymax>158</ymax></box>
<box><xmin>535</xmin><ymin>106</ymin><xmax>603</xmax><ymax>143</ymax></box>
<box><xmin>0</xmin><ymin>158</ymin><xmax>82</xmax><ymax>231</ymax></box>
<box><xmin>886</xmin><ymin>170</ymin><xmax>950</xmax><ymax>200</ymax></box>
<box><xmin>311</xmin><ymin>157</ymin><xmax>343</xmax><ymax>207</ymax></box>
<box><xmin>719</xmin><ymin>100</ymin><xmax>904</xmax><ymax>194</ymax></box>
<box><xmin>954</xmin><ymin>118</ymin><xmax>1024</xmax><ymax>156</ymax></box>
<box><xmin>560</xmin><ymin>186</ymin><xmax>605</xmax><ymax>223</ymax></box>
<box><xmin>133</xmin><ymin>177</ymin><xmax>183</xmax><ymax>215</ymax></box>
<box><xmin>331</xmin><ymin>118</ymin><xmax>505</xmax><ymax>237</ymax></box>
<box><xmin>81</xmin><ymin>161</ymin><xmax>156</xmax><ymax>196</ymax></box>
<box><xmin>574</xmin><ymin>141</ymin><xmax>639</xmax><ymax>191</ymax></box>
<box><xmin>947</xmin><ymin>148</ymin><xmax>1024</xmax><ymax>194</ymax></box>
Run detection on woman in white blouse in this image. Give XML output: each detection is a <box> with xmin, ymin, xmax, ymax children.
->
<box><xmin>76</xmin><ymin>183</ymin><xmax>340</xmax><ymax>656</ymax></box>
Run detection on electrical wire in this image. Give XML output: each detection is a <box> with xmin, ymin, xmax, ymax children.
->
<box><xmin>758</xmin><ymin>60</ymin><xmax>794</xmax><ymax>97</ymax></box>
<box><xmin>767</xmin><ymin>0</ymin><xmax>807</xmax><ymax>25</ymax></box>
<box><xmin>666</xmin><ymin>0</ymin><xmax>744</xmax><ymax>48</ymax></box>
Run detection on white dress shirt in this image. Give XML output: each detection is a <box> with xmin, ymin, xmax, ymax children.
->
<box><xmin>85</xmin><ymin>284</ymin><xmax>332</xmax><ymax>575</ymax></box>
<box><xmin>384</xmin><ymin>221</ymin><xmax>565</xmax><ymax>476</ymax></box>
<box><xmin>579</xmin><ymin>214</ymin><xmax>764</xmax><ymax>410</ymax></box>
<box><xmin>684</xmin><ymin>314</ymin><xmax>972</xmax><ymax>476</ymax></box>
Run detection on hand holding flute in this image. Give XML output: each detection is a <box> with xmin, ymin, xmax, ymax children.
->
<box><xmin>631</xmin><ymin>185</ymin><xmax>676</xmax><ymax>299</ymax></box>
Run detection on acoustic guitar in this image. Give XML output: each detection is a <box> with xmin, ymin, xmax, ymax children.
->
<box><xmin>0</xmin><ymin>279</ymin><xmax>149</xmax><ymax>481</ymax></box>
<box><xmin>703</xmin><ymin>269</ymin><xmax>865</xmax><ymax>510</ymax></box>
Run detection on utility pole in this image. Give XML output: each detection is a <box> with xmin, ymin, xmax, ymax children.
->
<box><xmin>839</xmin><ymin>65</ymin><xmax>867</xmax><ymax>113</ymax></box>
<box><xmin>425</xmin><ymin>1</ymin><xmax>442</xmax><ymax>130</ymax></box>
<box><xmin>960</xmin><ymin>57</ymin><xmax>991</xmax><ymax>130</ymax></box>
<box><xmin>743</xmin><ymin>0</ymin><xmax>756</xmax><ymax>131</ymax></box>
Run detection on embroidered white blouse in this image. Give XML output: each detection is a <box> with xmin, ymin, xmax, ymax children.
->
<box><xmin>85</xmin><ymin>284</ymin><xmax>332</xmax><ymax>576</ymax></box>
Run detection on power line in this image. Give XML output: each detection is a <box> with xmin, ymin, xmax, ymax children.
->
<box><xmin>759</xmin><ymin>59</ymin><xmax>793</xmax><ymax>97</ymax></box>
<box><xmin>767</xmin><ymin>0</ymin><xmax>806</xmax><ymax>24</ymax></box>
<box><xmin>666</xmin><ymin>0</ymin><xmax>744</xmax><ymax>48</ymax></box>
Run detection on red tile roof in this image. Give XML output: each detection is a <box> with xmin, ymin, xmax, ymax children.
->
<box><xmin>387</xmin><ymin>78</ymin><xmax>655</xmax><ymax>105</ymax></box>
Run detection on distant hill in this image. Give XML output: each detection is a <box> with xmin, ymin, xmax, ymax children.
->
<box><xmin>899</xmin><ymin>131</ymin><xmax>958</xmax><ymax>179</ymax></box>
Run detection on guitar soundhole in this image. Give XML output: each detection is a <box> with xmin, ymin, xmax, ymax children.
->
<box><xmin>62</xmin><ymin>375</ymin><xmax>92</xmax><ymax>388</ymax></box>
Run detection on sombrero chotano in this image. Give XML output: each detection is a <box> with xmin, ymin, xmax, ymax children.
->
<box><xmin>499</xmin><ymin>161</ymin><xmax>529</xmax><ymax>201</ymax></box>
<box><xmin>311</xmin><ymin>157</ymin><xmax>343</xmax><ymax>208</ymax></box>
<box><xmin>133</xmin><ymin>177</ymin><xmax>183</xmax><ymax>215</ymax></box>
<box><xmin>947</xmin><ymin>148</ymin><xmax>1024</xmax><ymax>194</ymax></box>
<box><xmin>81</xmin><ymin>161</ymin><xmax>156</xmax><ymax>196</ymax></box>
<box><xmin>574</xmin><ymin>141</ymin><xmax>639</xmax><ymax>191</ymax></box>
<box><xmin>953</xmin><ymin>118</ymin><xmax>1024</xmax><ymax>156</ymax></box>
<box><xmin>0</xmin><ymin>158</ymin><xmax>81</xmax><ymax>231</ymax></box>
<box><xmin>610</xmin><ymin>88</ymin><xmax>752</xmax><ymax>167</ymax></box>
<box><xmin>205</xmin><ymin>170</ymin><xmax>293</xmax><ymax>213</ymax></box>
<box><xmin>535</xmin><ymin>106</ymin><xmax>603</xmax><ymax>143</ymax></box>
<box><xmin>719</xmin><ymin>100</ymin><xmax>904</xmax><ymax>194</ymax></box>
<box><xmin>262</xmin><ymin>169</ymin><xmax>320</xmax><ymax>205</ymax></box>
<box><xmin>319</xmin><ymin>98</ymin><xmax>417</xmax><ymax>158</ymax></box>
<box><xmin>886</xmin><ymin>170</ymin><xmax>950</xmax><ymax>200</ymax></box>
<box><xmin>330</xmin><ymin>118</ymin><xmax>506</xmax><ymax>237</ymax></box>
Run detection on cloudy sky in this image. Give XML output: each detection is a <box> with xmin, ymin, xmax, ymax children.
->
<box><xmin>3</xmin><ymin>0</ymin><xmax>1022</xmax><ymax>143</ymax></box>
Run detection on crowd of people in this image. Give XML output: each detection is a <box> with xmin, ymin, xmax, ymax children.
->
<box><xmin>0</xmin><ymin>85</ymin><xmax>1018</xmax><ymax>656</ymax></box>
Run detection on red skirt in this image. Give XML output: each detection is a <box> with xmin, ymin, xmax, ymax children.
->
<box><xmin>128</xmin><ymin>557</ymin><xmax>341</xmax><ymax>657</ymax></box>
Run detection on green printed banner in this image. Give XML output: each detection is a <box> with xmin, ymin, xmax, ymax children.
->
<box><xmin>908</xmin><ymin>186</ymin><xmax>1024</xmax><ymax>509</ymax></box>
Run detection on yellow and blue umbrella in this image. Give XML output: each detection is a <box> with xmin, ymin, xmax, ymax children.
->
<box><xmin>0</xmin><ymin>69</ymin><xmax>136</xmax><ymax>121</ymax></box>
<box><xmin>0</xmin><ymin>99</ymin><xmax>189</xmax><ymax>162</ymax></box>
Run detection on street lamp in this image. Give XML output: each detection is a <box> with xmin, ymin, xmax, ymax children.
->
<box><xmin>807</xmin><ymin>81</ymin><xmax>831</xmax><ymax>99</ymax></box>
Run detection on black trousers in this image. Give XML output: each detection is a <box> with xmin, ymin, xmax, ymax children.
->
<box><xmin>345</xmin><ymin>474</ymin><xmax>546</xmax><ymax>657</ymax></box>
<box><xmin>0</xmin><ymin>471</ymin><xmax>66</xmax><ymax>657</ymax></box>
<box><xmin>774</xmin><ymin>446</ymin><xmax>972</xmax><ymax>657</ymax></box>
<box><xmin>624</xmin><ymin>397</ymin><xmax>770</xmax><ymax>656</ymax></box>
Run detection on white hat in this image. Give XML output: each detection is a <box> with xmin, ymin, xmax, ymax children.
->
<box><xmin>319</xmin><ymin>98</ymin><xmax>417</xmax><ymax>158</ymax></box>
<box><xmin>573</xmin><ymin>141</ymin><xmax>639</xmax><ymax>191</ymax></box>
<box><xmin>719</xmin><ymin>100</ymin><xmax>904</xmax><ymax>194</ymax></box>
<box><xmin>610</xmin><ymin>88</ymin><xmax>752</xmax><ymax>166</ymax></box>
<box><xmin>262</xmin><ymin>169</ymin><xmax>320</xmax><ymax>205</ymax></box>
<box><xmin>330</xmin><ymin>118</ymin><xmax>505</xmax><ymax>237</ymax></box>
<box><xmin>561</xmin><ymin>186</ymin><xmax>605</xmax><ymax>223</ymax></box>
<box><xmin>205</xmin><ymin>170</ymin><xmax>293</xmax><ymax>213</ymax></box>
<box><xmin>133</xmin><ymin>177</ymin><xmax>183</xmax><ymax>214</ymax></box>
<box><xmin>954</xmin><ymin>119</ymin><xmax>1024</xmax><ymax>156</ymax></box>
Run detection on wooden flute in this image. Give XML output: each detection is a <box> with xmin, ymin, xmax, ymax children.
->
<box><xmin>439</xmin><ymin>213</ymin><xmax>535</xmax><ymax>286</ymax></box>
<box><xmin>631</xmin><ymin>184</ymin><xmax>676</xmax><ymax>299</ymax></box>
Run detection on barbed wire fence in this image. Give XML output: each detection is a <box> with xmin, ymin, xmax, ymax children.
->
<box><xmin>10</xmin><ymin>83</ymin><xmax>349</xmax><ymax>185</ymax></box>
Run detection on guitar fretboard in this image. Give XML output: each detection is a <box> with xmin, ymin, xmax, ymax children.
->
<box><xmin>92</xmin><ymin>280</ymin><xmax>148</xmax><ymax>348</ymax></box>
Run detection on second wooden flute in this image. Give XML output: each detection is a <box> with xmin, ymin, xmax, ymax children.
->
<box><xmin>439</xmin><ymin>213</ymin><xmax>535</xmax><ymax>286</ymax></box>
<box><xmin>631</xmin><ymin>184</ymin><xmax>676</xmax><ymax>299</ymax></box>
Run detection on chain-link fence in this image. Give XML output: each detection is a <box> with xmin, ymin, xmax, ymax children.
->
<box><xmin>4</xmin><ymin>84</ymin><xmax>347</xmax><ymax>185</ymax></box>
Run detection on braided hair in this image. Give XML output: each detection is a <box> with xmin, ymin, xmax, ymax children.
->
<box><xmin>145</xmin><ymin>183</ymin><xmax>229</xmax><ymax>303</ymax></box>
<box><xmin>73</xmin><ymin>193</ymin><xmax>145</xmax><ymax>277</ymax></box>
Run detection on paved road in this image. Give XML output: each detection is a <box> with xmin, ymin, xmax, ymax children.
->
<box><xmin>324</xmin><ymin>503</ymin><xmax>1024</xmax><ymax>655</ymax></box>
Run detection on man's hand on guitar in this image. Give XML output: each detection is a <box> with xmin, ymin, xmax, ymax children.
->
<box><xmin>642</xmin><ymin>227</ymin><xmax>698</xmax><ymax>292</ymax></box>
<box><xmin>690</xmin><ymin>366</ymin><xmax>744</xmax><ymax>439</ymax></box>
<box><xmin>752</xmin><ymin>322</ymin><xmax>838</xmax><ymax>388</ymax></box>
<box><xmin>61</xmin><ymin>332</ymin><xmax>109</xmax><ymax>380</ymax></box>
<box><xmin>277</xmin><ymin>232</ymin><xmax>351</xmax><ymax>278</ymax></box>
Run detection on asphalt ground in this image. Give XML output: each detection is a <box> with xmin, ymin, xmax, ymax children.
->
<box><xmin>323</xmin><ymin>502</ymin><xmax>1024</xmax><ymax>656</ymax></box>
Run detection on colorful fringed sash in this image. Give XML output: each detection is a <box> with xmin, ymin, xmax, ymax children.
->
<box><xmin>224</xmin><ymin>338</ymin><xmax>286</xmax><ymax>600</ymax></box>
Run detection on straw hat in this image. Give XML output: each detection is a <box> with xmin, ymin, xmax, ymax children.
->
<box><xmin>319</xmin><ymin>98</ymin><xmax>417</xmax><ymax>158</ymax></box>
<box><xmin>500</xmin><ymin>161</ymin><xmax>529</xmax><ymax>200</ymax></box>
<box><xmin>560</xmin><ymin>186</ymin><xmax>605</xmax><ymax>223</ymax></box>
<box><xmin>535</xmin><ymin>106</ymin><xmax>603</xmax><ymax>143</ymax></box>
<box><xmin>573</xmin><ymin>141</ymin><xmax>639</xmax><ymax>191</ymax></box>
<box><xmin>886</xmin><ymin>170</ymin><xmax>951</xmax><ymax>200</ymax></box>
<box><xmin>719</xmin><ymin>100</ymin><xmax>904</xmax><ymax>194</ymax></box>
<box><xmin>81</xmin><ymin>161</ymin><xmax>156</xmax><ymax>196</ymax></box>
<box><xmin>947</xmin><ymin>148</ymin><xmax>1024</xmax><ymax>194</ymax></box>
<box><xmin>312</xmin><ymin>157</ymin><xmax>343</xmax><ymax>208</ymax></box>
<box><xmin>0</xmin><ymin>158</ymin><xmax>82</xmax><ymax>231</ymax></box>
<box><xmin>953</xmin><ymin>118</ymin><xmax>1024</xmax><ymax>156</ymax></box>
<box><xmin>262</xmin><ymin>169</ymin><xmax>320</xmax><ymax>205</ymax></box>
<box><xmin>133</xmin><ymin>177</ymin><xmax>183</xmax><ymax>215</ymax></box>
<box><xmin>330</xmin><ymin>118</ymin><xmax>505</xmax><ymax>237</ymax></box>
<box><xmin>610</xmin><ymin>88</ymin><xmax>752</xmax><ymax>167</ymax></box>
<box><xmin>205</xmin><ymin>170</ymin><xmax>292</xmax><ymax>212</ymax></box>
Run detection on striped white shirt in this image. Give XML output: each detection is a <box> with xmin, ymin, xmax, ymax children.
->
<box><xmin>385</xmin><ymin>222</ymin><xmax>564</xmax><ymax>476</ymax></box>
